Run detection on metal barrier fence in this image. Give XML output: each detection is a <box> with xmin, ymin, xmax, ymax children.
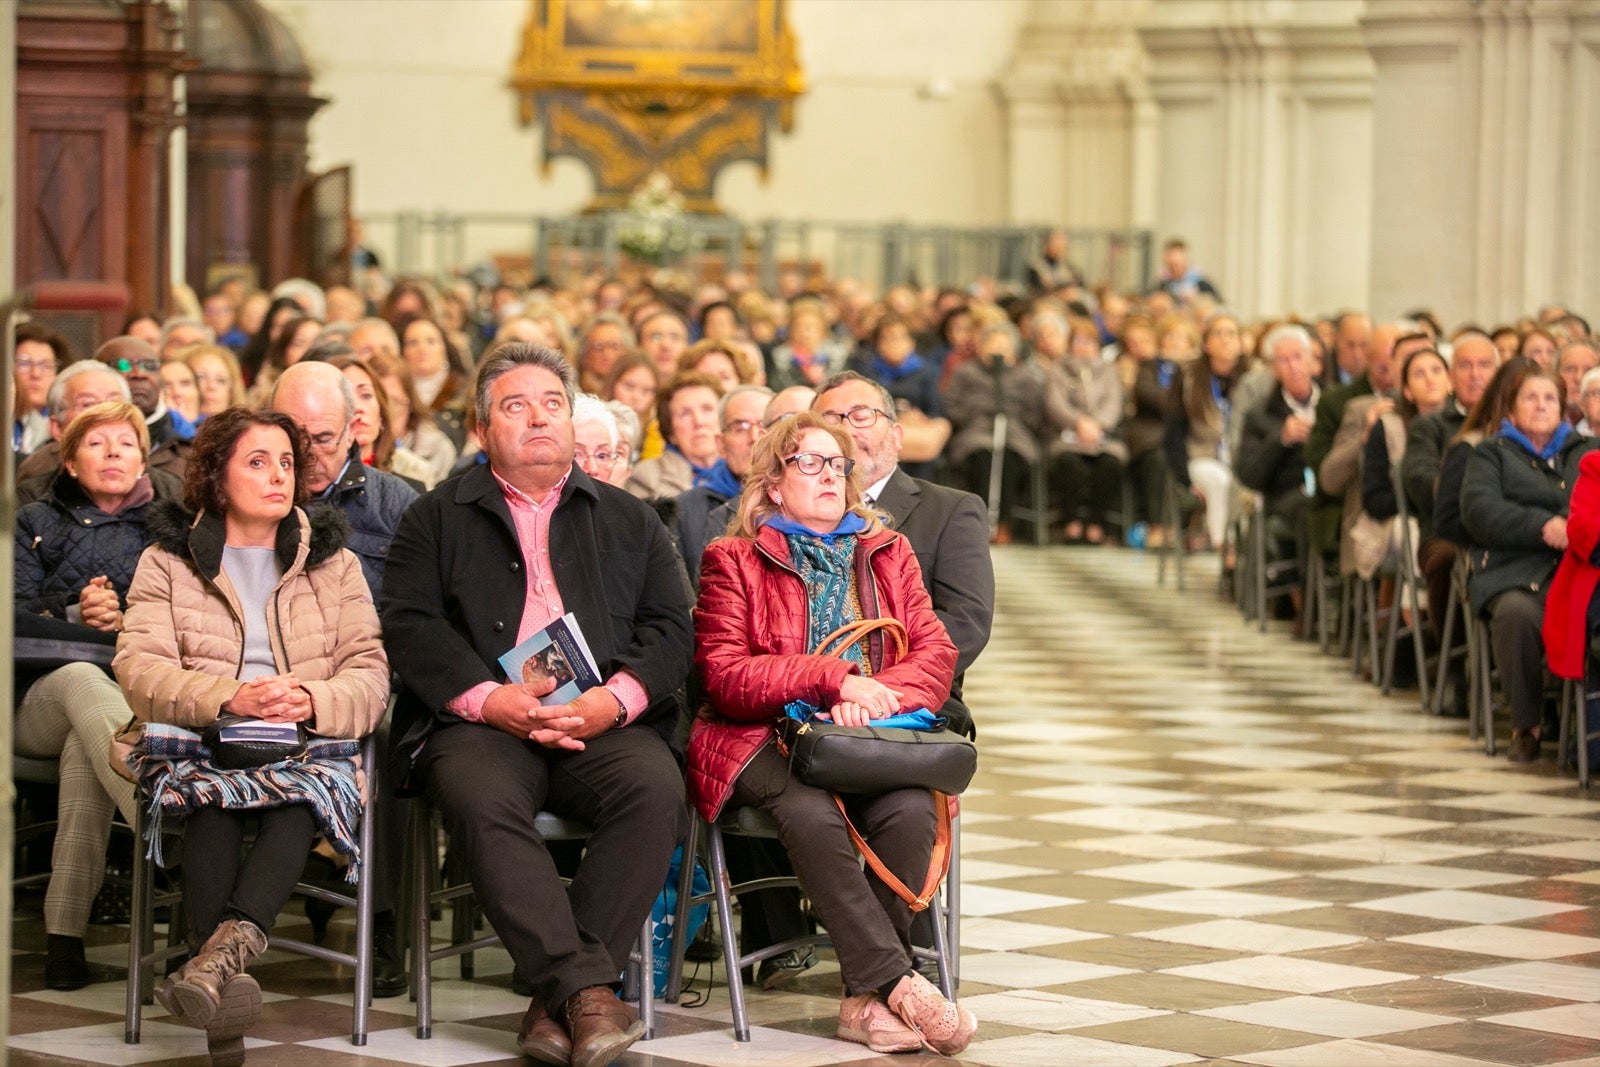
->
<box><xmin>360</xmin><ymin>212</ymin><xmax>1154</xmax><ymax>295</ymax></box>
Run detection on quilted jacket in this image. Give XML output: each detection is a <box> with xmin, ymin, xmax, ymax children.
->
<box><xmin>14</xmin><ymin>469</ymin><xmax>181</xmax><ymax>619</ymax></box>
<box><xmin>1543</xmin><ymin>449</ymin><xmax>1600</xmax><ymax>678</ymax></box>
<box><xmin>1461</xmin><ymin>430</ymin><xmax>1599</xmax><ymax>611</ymax></box>
<box><xmin>113</xmin><ymin>500</ymin><xmax>389</xmax><ymax>741</ymax></box>
<box><xmin>687</xmin><ymin>523</ymin><xmax>957</xmax><ymax>821</ymax></box>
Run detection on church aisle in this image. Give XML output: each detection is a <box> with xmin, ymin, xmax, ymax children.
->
<box><xmin>9</xmin><ymin>546</ymin><xmax>1599</xmax><ymax>1067</ymax></box>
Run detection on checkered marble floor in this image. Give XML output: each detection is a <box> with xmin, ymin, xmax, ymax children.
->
<box><xmin>10</xmin><ymin>546</ymin><xmax>1600</xmax><ymax>1066</ymax></box>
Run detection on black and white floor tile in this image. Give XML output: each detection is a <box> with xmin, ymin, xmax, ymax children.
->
<box><xmin>11</xmin><ymin>547</ymin><xmax>1599</xmax><ymax>1066</ymax></box>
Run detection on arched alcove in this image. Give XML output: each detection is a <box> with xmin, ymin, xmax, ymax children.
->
<box><xmin>184</xmin><ymin>0</ymin><xmax>325</xmax><ymax>289</ymax></box>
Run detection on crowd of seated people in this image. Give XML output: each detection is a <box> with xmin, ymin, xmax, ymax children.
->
<box><xmin>11</xmin><ymin>250</ymin><xmax>1599</xmax><ymax>1064</ymax></box>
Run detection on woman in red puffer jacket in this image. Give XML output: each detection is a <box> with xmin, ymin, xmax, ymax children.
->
<box><xmin>689</xmin><ymin>411</ymin><xmax>973</xmax><ymax>1057</ymax></box>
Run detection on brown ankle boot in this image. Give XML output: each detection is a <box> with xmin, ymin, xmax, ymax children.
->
<box><xmin>165</xmin><ymin>919</ymin><xmax>268</xmax><ymax>1027</ymax></box>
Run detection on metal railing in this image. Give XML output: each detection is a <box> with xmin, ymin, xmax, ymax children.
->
<box><xmin>360</xmin><ymin>211</ymin><xmax>1154</xmax><ymax>295</ymax></box>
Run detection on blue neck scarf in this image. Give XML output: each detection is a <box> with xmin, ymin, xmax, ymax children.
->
<box><xmin>1499</xmin><ymin>417</ymin><xmax>1570</xmax><ymax>462</ymax></box>
<box><xmin>668</xmin><ymin>444</ymin><xmax>719</xmax><ymax>488</ymax></box>
<box><xmin>872</xmin><ymin>353</ymin><xmax>925</xmax><ymax>384</ymax></box>
<box><xmin>763</xmin><ymin>511</ymin><xmax>867</xmax><ymax>544</ymax></box>
<box><xmin>699</xmin><ymin>458</ymin><xmax>742</xmax><ymax>500</ymax></box>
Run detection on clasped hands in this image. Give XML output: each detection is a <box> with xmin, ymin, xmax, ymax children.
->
<box><xmin>482</xmin><ymin>678</ymin><xmax>618</xmax><ymax>750</ymax></box>
<box><xmin>817</xmin><ymin>675</ymin><xmax>905</xmax><ymax>728</ymax></box>
<box><xmin>225</xmin><ymin>673</ymin><xmax>313</xmax><ymax>723</ymax></box>
<box><xmin>78</xmin><ymin>576</ymin><xmax>123</xmax><ymax>632</ymax></box>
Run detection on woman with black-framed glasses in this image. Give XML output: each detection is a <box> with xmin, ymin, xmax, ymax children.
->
<box><xmin>688</xmin><ymin>411</ymin><xmax>976</xmax><ymax>1056</ymax></box>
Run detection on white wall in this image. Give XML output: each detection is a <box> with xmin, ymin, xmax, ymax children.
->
<box><xmin>259</xmin><ymin>0</ymin><xmax>1030</xmax><ymax>227</ymax></box>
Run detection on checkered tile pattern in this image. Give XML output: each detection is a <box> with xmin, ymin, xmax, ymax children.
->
<box><xmin>10</xmin><ymin>547</ymin><xmax>1600</xmax><ymax>1066</ymax></box>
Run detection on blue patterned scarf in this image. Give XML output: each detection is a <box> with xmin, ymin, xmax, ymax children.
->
<box><xmin>765</xmin><ymin>513</ymin><xmax>867</xmax><ymax>667</ymax></box>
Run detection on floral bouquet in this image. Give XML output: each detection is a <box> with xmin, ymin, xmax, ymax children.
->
<box><xmin>617</xmin><ymin>172</ymin><xmax>691</xmax><ymax>266</ymax></box>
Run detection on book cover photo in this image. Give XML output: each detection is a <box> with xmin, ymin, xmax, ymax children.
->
<box><xmin>496</xmin><ymin>611</ymin><xmax>603</xmax><ymax>705</ymax></box>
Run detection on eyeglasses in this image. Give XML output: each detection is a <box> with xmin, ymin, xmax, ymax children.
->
<box><xmin>15</xmin><ymin>357</ymin><xmax>56</xmax><ymax>373</ymax></box>
<box><xmin>818</xmin><ymin>406</ymin><xmax>890</xmax><ymax>429</ymax></box>
<box><xmin>109</xmin><ymin>358</ymin><xmax>160</xmax><ymax>375</ymax></box>
<box><xmin>785</xmin><ymin>452</ymin><xmax>854</xmax><ymax>477</ymax></box>
<box><xmin>722</xmin><ymin>418</ymin><xmax>758</xmax><ymax>436</ymax></box>
<box><xmin>761</xmin><ymin>411</ymin><xmax>797</xmax><ymax>430</ymax></box>
<box><xmin>574</xmin><ymin>448</ymin><xmax>619</xmax><ymax>469</ymax></box>
<box><xmin>194</xmin><ymin>373</ymin><xmax>230</xmax><ymax>388</ymax></box>
<box><xmin>644</xmin><ymin>331</ymin><xmax>683</xmax><ymax>345</ymax></box>
<box><xmin>586</xmin><ymin>339</ymin><xmax>627</xmax><ymax>352</ymax></box>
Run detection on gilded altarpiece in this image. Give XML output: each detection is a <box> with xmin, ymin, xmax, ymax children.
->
<box><xmin>511</xmin><ymin>0</ymin><xmax>804</xmax><ymax>211</ymax></box>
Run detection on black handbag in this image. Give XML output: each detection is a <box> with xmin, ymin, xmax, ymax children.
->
<box><xmin>773</xmin><ymin>617</ymin><xmax>978</xmax><ymax>797</ymax></box>
<box><xmin>772</xmin><ymin>617</ymin><xmax>974</xmax><ymax>911</ymax></box>
<box><xmin>201</xmin><ymin>714</ymin><xmax>308</xmax><ymax>770</ymax></box>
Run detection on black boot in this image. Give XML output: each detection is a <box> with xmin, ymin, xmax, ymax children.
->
<box><xmin>45</xmin><ymin>934</ymin><xmax>90</xmax><ymax>990</ymax></box>
<box><xmin>371</xmin><ymin>911</ymin><xmax>407</xmax><ymax>998</ymax></box>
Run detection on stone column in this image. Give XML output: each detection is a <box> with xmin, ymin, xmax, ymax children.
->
<box><xmin>1364</xmin><ymin>0</ymin><xmax>1600</xmax><ymax>324</ymax></box>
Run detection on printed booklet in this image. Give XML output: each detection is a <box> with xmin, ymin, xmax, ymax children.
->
<box><xmin>496</xmin><ymin>611</ymin><xmax>603</xmax><ymax>705</ymax></box>
<box><xmin>216</xmin><ymin>720</ymin><xmax>303</xmax><ymax>745</ymax></box>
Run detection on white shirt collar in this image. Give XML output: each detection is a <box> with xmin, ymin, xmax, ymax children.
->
<box><xmin>864</xmin><ymin>467</ymin><xmax>896</xmax><ymax>505</ymax></box>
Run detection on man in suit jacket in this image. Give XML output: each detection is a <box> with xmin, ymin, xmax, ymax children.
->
<box><xmin>815</xmin><ymin>370</ymin><xmax>995</xmax><ymax>978</ymax></box>
<box><xmin>815</xmin><ymin>371</ymin><xmax>995</xmax><ymax>699</ymax></box>
<box><xmin>382</xmin><ymin>344</ymin><xmax>692</xmax><ymax>1066</ymax></box>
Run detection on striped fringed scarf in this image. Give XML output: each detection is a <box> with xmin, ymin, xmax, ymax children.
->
<box><xmin>126</xmin><ymin>724</ymin><xmax>366</xmax><ymax>883</ymax></box>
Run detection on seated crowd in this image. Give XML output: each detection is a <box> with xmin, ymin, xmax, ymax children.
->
<box><xmin>10</xmin><ymin>243</ymin><xmax>1597</xmax><ymax>1065</ymax></box>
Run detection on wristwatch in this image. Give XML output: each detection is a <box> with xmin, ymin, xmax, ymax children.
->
<box><xmin>610</xmin><ymin>691</ymin><xmax>628</xmax><ymax>729</ymax></box>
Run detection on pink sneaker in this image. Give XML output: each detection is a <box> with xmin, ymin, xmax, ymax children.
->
<box><xmin>886</xmin><ymin>973</ymin><xmax>977</xmax><ymax>1055</ymax></box>
<box><xmin>838</xmin><ymin>992</ymin><xmax>922</xmax><ymax>1053</ymax></box>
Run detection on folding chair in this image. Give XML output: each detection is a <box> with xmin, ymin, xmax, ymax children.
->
<box><xmin>1381</xmin><ymin>471</ymin><xmax>1432</xmax><ymax>707</ymax></box>
<box><xmin>665</xmin><ymin>805</ymin><xmax>959</xmax><ymax>1043</ymax></box>
<box><xmin>408</xmin><ymin>798</ymin><xmax>654</xmax><ymax>1040</ymax></box>
<box><xmin>126</xmin><ymin>733</ymin><xmax>379</xmax><ymax>1047</ymax></box>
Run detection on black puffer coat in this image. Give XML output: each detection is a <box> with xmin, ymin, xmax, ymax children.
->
<box><xmin>1461</xmin><ymin>429</ymin><xmax>1599</xmax><ymax>609</ymax></box>
<box><xmin>14</xmin><ymin>468</ymin><xmax>182</xmax><ymax>618</ymax></box>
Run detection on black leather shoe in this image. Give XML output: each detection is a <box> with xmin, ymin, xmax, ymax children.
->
<box><xmin>370</xmin><ymin>911</ymin><xmax>407</xmax><ymax>998</ymax></box>
<box><xmin>756</xmin><ymin>947</ymin><xmax>815</xmax><ymax>990</ymax></box>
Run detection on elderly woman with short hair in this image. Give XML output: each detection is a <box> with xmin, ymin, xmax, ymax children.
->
<box><xmin>14</xmin><ymin>401</ymin><xmax>177</xmax><ymax>989</ymax></box>
<box><xmin>623</xmin><ymin>371</ymin><xmax>726</xmax><ymax>501</ymax></box>
<box><xmin>690</xmin><ymin>411</ymin><xmax>975</xmax><ymax>1056</ymax></box>
<box><xmin>1462</xmin><ymin>364</ymin><xmax>1599</xmax><ymax>761</ymax></box>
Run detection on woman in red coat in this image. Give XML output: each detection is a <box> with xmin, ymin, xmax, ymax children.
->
<box><xmin>690</xmin><ymin>411</ymin><xmax>975</xmax><ymax>1057</ymax></box>
<box><xmin>1543</xmin><ymin>448</ymin><xmax>1600</xmax><ymax>680</ymax></box>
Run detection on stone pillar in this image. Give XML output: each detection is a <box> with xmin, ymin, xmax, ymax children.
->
<box><xmin>1140</xmin><ymin>9</ymin><xmax>1374</xmax><ymax>318</ymax></box>
<box><xmin>1364</xmin><ymin>0</ymin><xmax>1600</xmax><ymax>325</ymax></box>
<box><xmin>997</xmin><ymin>0</ymin><xmax>1148</xmax><ymax>227</ymax></box>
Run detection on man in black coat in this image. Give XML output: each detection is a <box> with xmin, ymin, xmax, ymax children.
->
<box><xmin>1236</xmin><ymin>324</ymin><xmax>1320</xmax><ymax>567</ymax></box>
<box><xmin>382</xmin><ymin>344</ymin><xmax>692</xmax><ymax>1067</ymax></box>
<box><xmin>270</xmin><ymin>360</ymin><xmax>419</xmax><ymax>994</ymax></box>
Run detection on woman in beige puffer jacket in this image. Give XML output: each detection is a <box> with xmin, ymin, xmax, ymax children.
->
<box><xmin>112</xmin><ymin>408</ymin><xmax>387</xmax><ymax>1067</ymax></box>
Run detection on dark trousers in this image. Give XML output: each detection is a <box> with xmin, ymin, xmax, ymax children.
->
<box><xmin>183</xmin><ymin>804</ymin><xmax>318</xmax><ymax>942</ymax></box>
<box><xmin>1052</xmin><ymin>452</ymin><xmax>1123</xmax><ymax>526</ymax></box>
<box><xmin>1420</xmin><ymin>537</ymin><xmax>1458</xmax><ymax>642</ymax></box>
<box><xmin>1265</xmin><ymin>489</ymin><xmax>1310</xmax><ymax>565</ymax></box>
<box><xmin>369</xmin><ymin>717</ymin><xmax>407</xmax><ymax>916</ymax></box>
<box><xmin>1126</xmin><ymin>448</ymin><xmax>1166</xmax><ymax>526</ymax></box>
<box><xmin>731</xmin><ymin>743</ymin><xmax>934</xmax><ymax>997</ymax></box>
<box><xmin>722</xmin><ymin>836</ymin><xmax>808</xmax><ymax>954</ymax></box>
<box><xmin>1486</xmin><ymin>587</ymin><xmax>1549</xmax><ymax>732</ymax></box>
<box><xmin>416</xmin><ymin>722</ymin><xmax>687</xmax><ymax>1010</ymax></box>
<box><xmin>960</xmin><ymin>448</ymin><xmax>1029</xmax><ymax>527</ymax></box>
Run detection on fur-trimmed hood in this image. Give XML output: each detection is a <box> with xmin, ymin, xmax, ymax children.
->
<box><xmin>146</xmin><ymin>498</ymin><xmax>351</xmax><ymax>582</ymax></box>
